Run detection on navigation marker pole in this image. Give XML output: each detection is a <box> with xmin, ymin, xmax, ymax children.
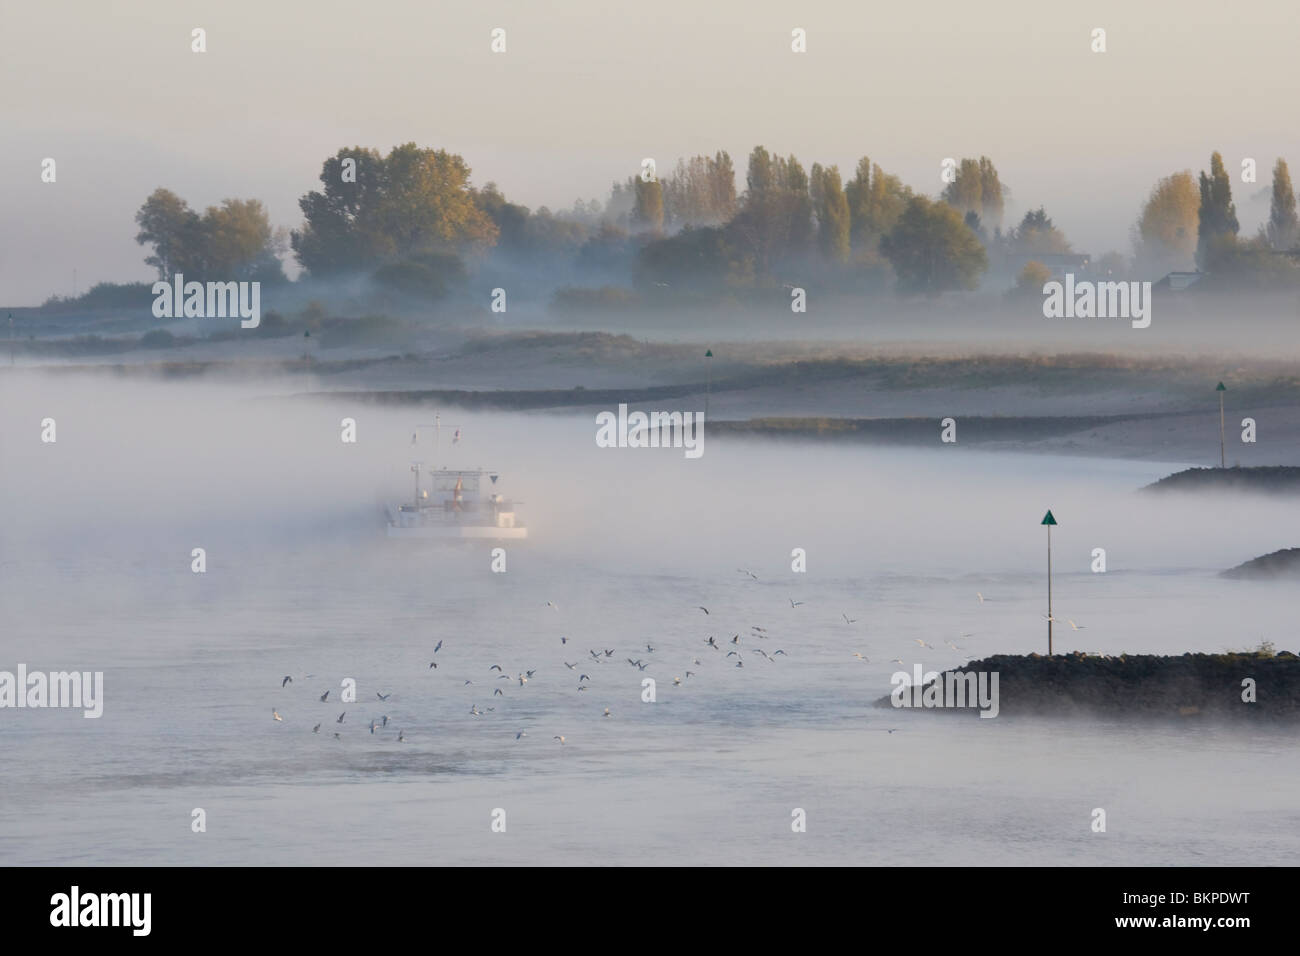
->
<box><xmin>1216</xmin><ymin>381</ymin><xmax>1226</xmax><ymax>468</ymax></box>
<box><xmin>1042</xmin><ymin>509</ymin><xmax>1057</xmax><ymax>655</ymax></box>
<box><xmin>704</xmin><ymin>349</ymin><xmax>713</xmax><ymax>421</ymax></box>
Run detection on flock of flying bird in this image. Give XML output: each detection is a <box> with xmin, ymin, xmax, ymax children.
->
<box><xmin>270</xmin><ymin>575</ymin><xmax>1086</xmax><ymax>743</ymax></box>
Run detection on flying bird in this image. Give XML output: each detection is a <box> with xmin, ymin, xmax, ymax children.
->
<box><xmin>790</xmin><ymin>598</ymin><xmax>804</xmax><ymax>608</ymax></box>
<box><xmin>737</xmin><ymin>569</ymin><xmax>758</xmax><ymax>580</ymax></box>
<box><xmin>697</xmin><ymin>606</ymin><xmax>710</xmax><ymax>615</ymax></box>
<box><xmin>319</xmin><ymin>690</ymin><xmax>329</xmax><ymax>702</ymax></box>
<box><xmin>1069</xmin><ymin>619</ymin><xmax>1086</xmax><ymax>630</ymax></box>
<box><xmin>281</xmin><ymin>676</ymin><xmax>293</xmax><ymax>688</ymax></box>
<box><xmin>434</xmin><ymin>640</ymin><xmax>443</xmax><ymax>653</ymax></box>
<box><xmin>603</xmin><ymin>708</ymin><xmax>611</xmax><ymax>718</ymax></box>
<box><xmin>494</xmin><ymin>688</ymin><xmax>504</xmax><ymax>696</ymax></box>
<box><xmin>312</xmin><ymin>723</ymin><xmax>321</xmax><ymax>733</ymax></box>
<box><xmin>272</xmin><ymin>709</ymin><xmax>283</xmax><ymax>721</ymax></box>
<box><xmin>429</xmin><ymin>662</ymin><xmax>438</xmax><ymax>669</ymax></box>
<box><xmin>977</xmin><ymin>592</ymin><xmax>987</xmax><ymax>604</ymax></box>
<box><xmin>489</xmin><ymin>664</ymin><xmax>502</xmax><ymax>672</ymax></box>
<box><xmin>843</xmin><ymin>614</ymin><xmax>858</xmax><ymax>624</ymax></box>
<box><xmin>376</xmin><ymin>692</ymin><xmax>391</xmax><ymax>701</ymax></box>
<box><xmin>553</xmin><ymin>735</ymin><xmax>566</xmax><ymax>743</ymax></box>
<box><xmin>546</xmin><ymin>601</ymin><xmax>558</xmax><ymax>611</ymax></box>
<box><xmin>564</xmin><ymin>662</ymin><xmax>577</xmax><ymax>670</ymax></box>
<box><xmin>337</xmin><ymin>711</ymin><xmax>346</xmax><ymax>723</ymax></box>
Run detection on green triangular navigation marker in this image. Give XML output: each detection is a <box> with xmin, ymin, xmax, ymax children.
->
<box><xmin>1216</xmin><ymin>382</ymin><xmax>1226</xmax><ymax>391</ymax></box>
<box><xmin>705</xmin><ymin>349</ymin><xmax>713</xmax><ymax>357</ymax></box>
<box><xmin>1041</xmin><ymin>510</ymin><xmax>1057</xmax><ymax>525</ymax></box>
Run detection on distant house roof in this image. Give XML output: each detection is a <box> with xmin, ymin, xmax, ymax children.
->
<box><xmin>1154</xmin><ymin>270</ymin><xmax>1204</xmax><ymax>291</ymax></box>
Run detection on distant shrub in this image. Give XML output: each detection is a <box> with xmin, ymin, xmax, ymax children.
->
<box><xmin>139</xmin><ymin>329</ymin><xmax>177</xmax><ymax>348</ymax></box>
<box><xmin>549</xmin><ymin>285</ymin><xmax>638</xmax><ymax>311</ymax></box>
<box><xmin>42</xmin><ymin>281</ymin><xmax>153</xmax><ymax>312</ymax></box>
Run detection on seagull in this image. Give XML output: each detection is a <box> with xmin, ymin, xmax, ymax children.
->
<box><xmin>852</xmin><ymin>653</ymin><xmax>869</xmax><ymax>661</ymax></box>
<box><xmin>281</xmin><ymin>676</ymin><xmax>293</xmax><ymax>688</ymax></box>
<box><xmin>333</xmin><ymin>732</ymin><xmax>341</xmax><ymax>740</ymax></box>
<box><xmin>337</xmin><ymin>711</ymin><xmax>346</xmax><ymax>723</ymax></box>
<box><xmin>790</xmin><ymin>598</ymin><xmax>804</xmax><ymax>607</ymax></box>
<box><xmin>434</xmin><ymin>639</ymin><xmax>443</xmax><ymax>653</ymax></box>
<box><xmin>673</xmin><ymin>676</ymin><xmax>682</xmax><ymax>686</ymax></box>
<box><xmin>560</xmin><ymin>636</ymin><xmax>567</xmax><ymax>644</ymax></box>
<box><xmin>945</xmin><ymin>641</ymin><xmax>962</xmax><ymax>651</ymax></box>
<box><xmin>553</xmin><ymin>735</ymin><xmax>566</xmax><ymax>743</ymax></box>
<box><xmin>727</xmin><ymin>650</ymin><xmax>739</xmax><ymax>658</ymax></box>
<box><xmin>891</xmin><ymin>658</ymin><xmax>904</xmax><ymax>664</ymax></box>
<box><xmin>381</xmin><ymin>715</ymin><xmax>389</xmax><ymax>728</ymax></box>
<box><xmin>470</xmin><ymin>705</ymin><xmax>481</xmax><ymax>716</ymax></box>
<box><xmin>312</xmin><ymin>723</ymin><xmax>321</xmax><ymax>733</ymax></box>
<box><xmin>397</xmin><ymin>731</ymin><xmax>405</xmax><ymax>742</ymax></box>
<box><xmin>518</xmin><ymin>675</ymin><xmax>527</xmax><ymax>686</ymax></box>
<box><xmin>645</xmin><ymin>643</ymin><xmax>655</xmax><ymax>653</ymax></box>
<box><xmin>494</xmin><ymin>688</ymin><xmax>504</xmax><ymax>696</ymax></box>
<box><xmin>706</xmin><ymin>636</ymin><xmax>718</xmax><ymax>649</ymax></box>
<box><xmin>751</xmin><ymin>626</ymin><xmax>768</xmax><ymax>633</ymax></box>
<box><xmin>428</xmin><ymin>662</ymin><xmax>438</xmax><ymax>669</ymax></box>
<box><xmin>376</xmin><ymin>692</ymin><xmax>391</xmax><ymax>701</ymax></box>
<box><xmin>464</xmin><ymin>680</ymin><xmax>473</xmax><ymax>685</ymax></box>
<box><xmin>1068</xmin><ymin>619</ymin><xmax>1086</xmax><ymax>630</ymax></box>
<box><xmin>369</xmin><ymin>720</ymin><xmax>377</xmax><ymax>734</ymax></box>
<box><xmin>590</xmin><ymin>650</ymin><xmax>602</xmax><ymax>660</ymax></box>
<box><xmin>603</xmin><ymin>649</ymin><xmax>614</xmax><ymax>658</ymax></box>
<box><xmin>636</xmin><ymin>661</ymin><xmax>648</xmax><ymax>671</ymax></box>
<box><xmin>577</xmin><ymin>685</ymin><xmax>588</xmax><ymax>692</ymax></box>
<box><xmin>731</xmin><ymin>634</ymin><xmax>741</xmax><ymax>645</ymax></box>
<box><xmin>977</xmin><ymin>592</ymin><xmax>987</xmax><ymax>604</ymax></box>
<box><xmin>564</xmin><ymin>662</ymin><xmax>577</xmax><ymax>670</ymax></box>
<box><xmin>697</xmin><ymin>606</ymin><xmax>710</xmax><ymax>615</ymax></box>
<box><xmin>272</xmin><ymin>709</ymin><xmax>283</xmax><ymax>721</ymax></box>
<box><xmin>737</xmin><ymin>568</ymin><xmax>758</xmax><ymax>580</ymax></box>
<box><xmin>883</xmin><ymin>728</ymin><xmax>899</xmax><ymax>734</ymax></box>
<box><xmin>489</xmin><ymin>664</ymin><xmax>502</xmax><ymax>672</ymax></box>
<box><xmin>686</xmin><ymin>670</ymin><xmax>696</xmax><ymax>677</ymax></box>
<box><xmin>603</xmin><ymin>708</ymin><xmax>611</xmax><ymax>718</ymax></box>
<box><xmin>546</xmin><ymin>601</ymin><xmax>558</xmax><ymax>611</ymax></box>
<box><xmin>579</xmin><ymin>674</ymin><xmax>590</xmax><ymax>682</ymax></box>
<box><xmin>1044</xmin><ymin>614</ymin><xmax>1060</xmax><ymax>624</ymax></box>
<box><xmin>515</xmin><ymin>731</ymin><xmax>527</xmax><ymax>740</ymax></box>
<box><xmin>843</xmin><ymin>614</ymin><xmax>858</xmax><ymax>624</ymax></box>
<box><xmin>915</xmin><ymin>639</ymin><xmax>933</xmax><ymax>649</ymax></box>
<box><xmin>319</xmin><ymin>690</ymin><xmax>329</xmax><ymax>702</ymax></box>
<box><xmin>756</xmin><ymin>649</ymin><xmax>772</xmax><ymax>661</ymax></box>
<box><xmin>526</xmin><ymin>669</ymin><xmax>537</xmax><ymax>678</ymax></box>
<box><xmin>735</xmin><ymin>660</ymin><xmax>744</xmax><ymax>668</ymax></box>
<box><xmin>773</xmin><ymin>650</ymin><xmax>787</xmax><ymax>657</ymax></box>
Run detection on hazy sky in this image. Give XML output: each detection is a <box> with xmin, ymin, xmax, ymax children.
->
<box><xmin>3</xmin><ymin>0</ymin><xmax>1298</xmax><ymax>303</ymax></box>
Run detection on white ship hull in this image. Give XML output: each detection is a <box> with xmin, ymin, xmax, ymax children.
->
<box><xmin>386</xmin><ymin>522</ymin><xmax>528</xmax><ymax>540</ymax></box>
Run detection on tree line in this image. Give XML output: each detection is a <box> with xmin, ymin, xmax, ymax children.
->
<box><xmin>130</xmin><ymin>143</ymin><xmax>1300</xmax><ymax>302</ymax></box>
